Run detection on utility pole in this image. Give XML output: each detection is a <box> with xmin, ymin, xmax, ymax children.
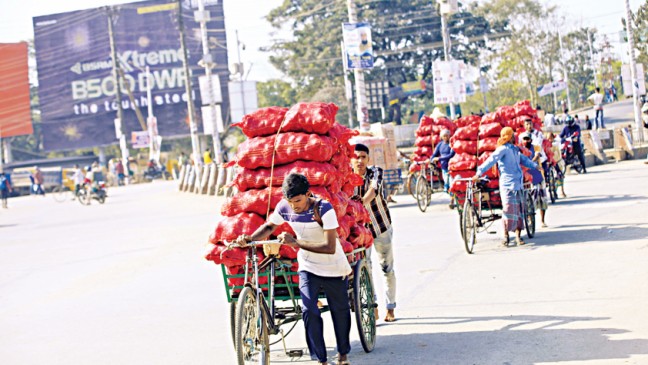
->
<box><xmin>197</xmin><ymin>0</ymin><xmax>223</xmax><ymax>164</ymax></box>
<box><xmin>235</xmin><ymin>30</ymin><xmax>247</xmax><ymax>123</ymax></box>
<box><xmin>558</xmin><ymin>30</ymin><xmax>572</xmax><ymax>112</ymax></box>
<box><xmin>177</xmin><ymin>0</ymin><xmax>201</xmax><ymax>165</ymax></box>
<box><xmin>346</xmin><ymin>0</ymin><xmax>370</xmax><ymax>131</ymax></box>
<box><xmin>441</xmin><ymin>14</ymin><xmax>456</xmax><ymax>120</ymax></box>
<box><xmin>587</xmin><ymin>29</ymin><xmax>600</xmax><ymax>88</ymax></box>
<box><xmin>624</xmin><ymin>0</ymin><xmax>644</xmax><ymax>144</ymax></box>
<box><xmin>145</xmin><ymin>66</ymin><xmax>160</xmax><ymax>162</ymax></box>
<box><xmin>106</xmin><ymin>6</ymin><xmax>130</xmax><ymax>180</ymax></box>
<box><xmin>340</xmin><ymin>41</ymin><xmax>355</xmax><ymax>128</ymax></box>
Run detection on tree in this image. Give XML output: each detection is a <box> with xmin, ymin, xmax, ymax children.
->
<box><xmin>265</xmin><ymin>0</ymin><xmax>499</xmax><ymax>123</ymax></box>
<box><xmin>256</xmin><ymin>79</ymin><xmax>298</xmax><ymax>108</ymax></box>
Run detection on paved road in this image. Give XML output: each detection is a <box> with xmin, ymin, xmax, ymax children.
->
<box><xmin>575</xmin><ymin>99</ymin><xmax>638</xmax><ymax>128</ymax></box>
<box><xmin>1</xmin><ymin>160</ymin><xmax>647</xmax><ymax>364</ymax></box>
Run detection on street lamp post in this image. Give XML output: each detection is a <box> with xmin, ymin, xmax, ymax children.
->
<box><xmin>624</xmin><ymin>0</ymin><xmax>644</xmax><ymax>144</ymax></box>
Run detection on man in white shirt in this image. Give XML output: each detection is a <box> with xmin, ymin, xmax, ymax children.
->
<box><xmin>587</xmin><ymin>87</ymin><xmax>605</xmax><ymax>129</ymax></box>
<box><xmin>72</xmin><ymin>164</ymin><xmax>85</xmax><ymax>199</ymax></box>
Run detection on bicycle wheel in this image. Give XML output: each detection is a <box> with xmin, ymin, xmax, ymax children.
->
<box><xmin>462</xmin><ymin>200</ymin><xmax>477</xmax><ymax>254</ymax></box>
<box><xmin>230</xmin><ymin>300</ymin><xmax>237</xmax><ymax>349</ymax></box>
<box><xmin>353</xmin><ymin>259</ymin><xmax>376</xmax><ymax>353</ymax></box>
<box><xmin>235</xmin><ymin>286</ymin><xmax>269</xmax><ymax>365</ymax></box>
<box><xmin>77</xmin><ymin>189</ymin><xmax>91</xmax><ymax>206</ymax></box>
<box><xmin>52</xmin><ymin>186</ymin><xmax>68</xmax><ymax>203</ymax></box>
<box><xmin>415</xmin><ymin>175</ymin><xmax>430</xmax><ymax>212</ymax></box>
<box><xmin>406</xmin><ymin>173</ymin><xmax>416</xmax><ymax>198</ymax></box>
<box><xmin>524</xmin><ymin>192</ymin><xmax>536</xmax><ymax>238</ymax></box>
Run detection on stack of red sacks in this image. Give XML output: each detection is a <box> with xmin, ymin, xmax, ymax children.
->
<box><xmin>410</xmin><ymin>115</ymin><xmax>457</xmax><ymax>172</ymax></box>
<box><xmin>447</xmin><ymin>115</ymin><xmax>482</xmax><ymax>205</ymax></box>
<box><xmin>476</xmin><ymin>112</ymin><xmax>505</xmax><ymax>207</ymax></box>
<box><xmin>204</xmin><ymin>102</ymin><xmax>374</xmax><ymax>287</ymax></box>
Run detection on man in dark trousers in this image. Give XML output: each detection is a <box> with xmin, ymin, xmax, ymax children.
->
<box><xmin>351</xmin><ymin>143</ymin><xmax>397</xmax><ymax>322</ymax></box>
<box><xmin>560</xmin><ymin>116</ymin><xmax>587</xmax><ymax>174</ymax></box>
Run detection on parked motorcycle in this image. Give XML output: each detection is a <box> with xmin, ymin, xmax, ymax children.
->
<box><xmin>143</xmin><ymin>166</ymin><xmax>171</xmax><ymax>181</ymax></box>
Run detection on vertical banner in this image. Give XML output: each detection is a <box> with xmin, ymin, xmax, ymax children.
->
<box><xmin>33</xmin><ymin>0</ymin><xmax>229</xmax><ymax>151</ymax></box>
<box><xmin>342</xmin><ymin>22</ymin><xmax>374</xmax><ymax>70</ymax></box>
<box><xmin>0</xmin><ymin>42</ymin><xmax>33</xmax><ymax>137</ymax></box>
<box><xmin>433</xmin><ymin>60</ymin><xmax>467</xmax><ymax>104</ymax></box>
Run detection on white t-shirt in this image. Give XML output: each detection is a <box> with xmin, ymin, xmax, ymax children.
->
<box><xmin>270</xmin><ymin>199</ymin><xmax>351</xmax><ymax>277</ymax></box>
<box><xmin>588</xmin><ymin>92</ymin><xmax>604</xmax><ymax>109</ymax></box>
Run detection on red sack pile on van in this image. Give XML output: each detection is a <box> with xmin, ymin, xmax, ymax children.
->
<box><xmin>206</xmin><ymin>102</ymin><xmax>373</xmax><ymax>276</ymax></box>
<box><xmin>410</xmin><ymin>115</ymin><xmax>457</xmax><ymax>172</ymax></box>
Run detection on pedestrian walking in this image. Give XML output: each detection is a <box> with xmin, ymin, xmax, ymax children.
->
<box><xmin>72</xmin><ymin>164</ymin><xmax>85</xmax><ymax>199</ymax></box>
<box><xmin>236</xmin><ymin>173</ymin><xmax>353</xmax><ymax>365</ymax></box>
<box><xmin>584</xmin><ymin>115</ymin><xmax>592</xmax><ymax>130</ymax></box>
<box><xmin>32</xmin><ymin>166</ymin><xmax>46</xmax><ymax>196</ymax></box>
<box><xmin>473</xmin><ymin>127</ymin><xmax>539</xmax><ymax>246</ymax></box>
<box><xmin>351</xmin><ymin>143</ymin><xmax>397</xmax><ymax>322</ymax></box>
<box><xmin>203</xmin><ymin>148</ymin><xmax>213</xmax><ymax>165</ymax></box>
<box><xmin>587</xmin><ymin>87</ymin><xmax>605</xmax><ymax>129</ymax></box>
<box><xmin>0</xmin><ymin>171</ymin><xmax>12</xmax><ymax>208</ymax></box>
<box><xmin>115</xmin><ymin>159</ymin><xmax>125</xmax><ymax>186</ymax></box>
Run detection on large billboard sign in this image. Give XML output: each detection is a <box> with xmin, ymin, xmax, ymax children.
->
<box><xmin>33</xmin><ymin>0</ymin><xmax>229</xmax><ymax>151</ymax></box>
<box><xmin>0</xmin><ymin>42</ymin><xmax>33</xmax><ymax>138</ymax></box>
<box><xmin>342</xmin><ymin>22</ymin><xmax>374</xmax><ymax>70</ymax></box>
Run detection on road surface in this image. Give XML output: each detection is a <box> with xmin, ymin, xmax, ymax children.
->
<box><xmin>1</xmin><ymin>160</ymin><xmax>647</xmax><ymax>364</ymax></box>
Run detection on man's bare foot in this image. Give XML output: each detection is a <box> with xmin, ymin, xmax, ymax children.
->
<box><xmin>516</xmin><ymin>236</ymin><xmax>526</xmax><ymax>245</ymax></box>
<box><xmin>384</xmin><ymin>309</ymin><xmax>396</xmax><ymax>322</ymax></box>
<box><xmin>336</xmin><ymin>353</ymin><xmax>350</xmax><ymax>365</ymax></box>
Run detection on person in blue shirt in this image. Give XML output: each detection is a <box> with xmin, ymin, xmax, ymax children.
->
<box><xmin>473</xmin><ymin>127</ymin><xmax>538</xmax><ymax>246</ymax></box>
<box><xmin>559</xmin><ymin>116</ymin><xmax>587</xmax><ymax>173</ymax></box>
<box><xmin>430</xmin><ymin>129</ymin><xmax>456</xmax><ymax>207</ymax></box>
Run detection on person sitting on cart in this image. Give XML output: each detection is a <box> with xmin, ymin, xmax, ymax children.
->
<box><xmin>473</xmin><ymin>127</ymin><xmax>539</xmax><ymax>247</ymax></box>
<box><xmin>430</xmin><ymin>129</ymin><xmax>456</xmax><ymax>208</ymax></box>
<box><xmin>520</xmin><ymin>132</ymin><xmax>548</xmax><ymax>228</ymax></box>
<box><xmin>352</xmin><ymin>143</ymin><xmax>397</xmax><ymax>323</ymax></box>
<box><xmin>236</xmin><ymin>173</ymin><xmax>353</xmax><ymax>365</ymax></box>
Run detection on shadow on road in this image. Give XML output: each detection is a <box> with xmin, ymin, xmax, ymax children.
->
<box><xmin>530</xmin><ymin>225</ymin><xmax>648</xmax><ymax>247</ymax></box>
<box><xmin>346</xmin><ymin>315</ymin><xmax>648</xmax><ymax>365</ymax></box>
<box><xmin>559</xmin><ymin>194</ymin><xmax>647</xmax><ymax>206</ymax></box>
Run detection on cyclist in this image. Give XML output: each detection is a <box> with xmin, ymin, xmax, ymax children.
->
<box><xmin>430</xmin><ymin>129</ymin><xmax>456</xmax><ymax>208</ymax></box>
<box><xmin>72</xmin><ymin>164</ymin><xmax>85</xmax><ymax>199</ymax></box>
<box><xmin>236</xmin><ymin>173</ymin><xmax>352</xmax><ymax>365</ymax></box>
<box><xmin>473</xmin><ymin>127</ymin><xmax>538</xmax><ymax>246</ymax></box>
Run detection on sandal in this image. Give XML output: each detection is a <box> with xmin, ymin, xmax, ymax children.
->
<box><xmin>336</xmin><ymin>354</ymin><xmax>351</xmax><ymax>365</ymax></box>
<box><xmin>516</xmin><ymin>237</ymin><xmax>526</xmax><ymax>246</ymax></box>
<box><xmin>502</xmin><ymin>238</ymin><xmax>510</xmax><ymax>247</ymax></box>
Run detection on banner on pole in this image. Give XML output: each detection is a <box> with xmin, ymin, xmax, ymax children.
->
<box><xmin>342</xmin><ymin>22</ymin><xmax>374</xmax><ymax>70</ymax></box>
<box><xmin>537</xmin><ymin>80</ymin><xmax>567</xmax><ymax>97</ymax></box>
<box><xmin>433</xmin><ymin>60</ymin><xmax>467</xmax><ymax>104</ymax></box>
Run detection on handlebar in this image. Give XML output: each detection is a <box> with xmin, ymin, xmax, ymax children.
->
<box><xmin>224</xmin><ymin>239</ymin><xmax>281</xmax><ymax>250</ymax></box>
<box><xmin>454</xmin><ymin>177</ymin><xmax>490</xmax><ymax>182</ymax></box>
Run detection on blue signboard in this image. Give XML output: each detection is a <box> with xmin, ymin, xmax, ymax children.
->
<box><xmin>33</xmin><ymin>0</ymin><xmax>229</xmax><ymax>151</ymax></box>
<box><xmin>342</xmin><ymin>22</ymin><xmax>374</xmax><ymax>70</ymax></box>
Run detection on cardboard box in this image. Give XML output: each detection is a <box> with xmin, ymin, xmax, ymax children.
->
<box><xmin>350</xmin><ymin>136</ymin><xmax>388</xmax><ymax>169</ymax></box>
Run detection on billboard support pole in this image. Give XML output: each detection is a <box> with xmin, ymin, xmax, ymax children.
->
<box><xmin>177</xmin><ymin>0</ymin><xmax>202</xmax><ymax>166</ymax></box>
<box><xmin>106</xmin><ymin>6</ymin><xmax>130</xmax><ymax>181</ymax></box>
<box><xmin>624</xmin><ymin>0</ymin><xmax>644</xmax><ymax>144</ymax></box>
<box><xmin>346</xmin><ymin>0</ymin><xmax>369</xmax><ymax>131</ymax></box>
<box><xmin>198</xmin><ymin>0</ymin><xmax>223</xmax><ymax>164</ymax></box>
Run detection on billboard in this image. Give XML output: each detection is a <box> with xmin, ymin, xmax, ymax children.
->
<box><xmin>33</xmin><ymin>0</ymin><xmax>229</xmax><ymax>151</ymax></box>
<box><xmin>0</xmin><ymin>42</ymin><xmax>33</xmax><ymax>138</ymax></box>
<box><xmin>342</xmin><ymin>22</ymin><xmax>374</xmax><ymax>70</ymax></box>
<box><xmin>433</xmin><ymin>60</ymin><xmax>467</xmax><ymax>104</ymax></box>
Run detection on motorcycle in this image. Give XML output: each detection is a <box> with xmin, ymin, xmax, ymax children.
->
<box><xmin>561</xmin><ymin>132</ymin><xmax>584</xmax><ymax>174</ymax></box>
<box><xmin>143</xmin><ymin>165</ymin><xmax>171</xmax><ymax>181</ymax></box>
<box><xmin>78</xmin><ymin>180</ymin><xmax>107</xmax><ymax>205</ymax></box>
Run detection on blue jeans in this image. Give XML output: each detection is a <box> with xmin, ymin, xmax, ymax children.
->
<box><xmin>299</xmin><ymin>271</ymin><xmax>351</xmax><ymax>363</ymax></box>
<box><xmin>442</xmin><ymin>169</ymin><xmax>451</xmax><ymax>193</ymax></box>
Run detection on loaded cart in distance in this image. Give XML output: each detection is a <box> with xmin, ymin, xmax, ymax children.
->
<box><xmin>222</xmin><ymin>240</ymin><xmax>376</xmax><ymax>364</ymax></box>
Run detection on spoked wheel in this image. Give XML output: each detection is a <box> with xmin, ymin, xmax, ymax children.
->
<box><xmin>406</xmin><ymin>173</ymin><xmax>416</xmax><ymax>198</ymax></box>
<box><xmin>571</xmin><ymin>158</ymin><xmax>584</xmax><ymax>174</ymax></box>
<box><xmin>235</xmin><ymin>286</ymin><xmax>269</xmax><ymax>365</ymax></box>
<box><xmin>524</xmin><ymin>192</ymin><xmax>536</xmax><ymax>239</ymax></box>
<box><xmin>77</xmin><ymin>189</ymin><xmax>91</xmax><ymax>205</ymax></box>
<box><xmin>353</xmin><ymin>259</ymin><xmax>376</xmax><ymax>353</ymax></box>
<box><xmin>462</xmin><ymin>200</ymin><xmax>477</xmax><ymax>254</ymax></box>
<box><xmin>415</xmin><ymin>175</ymin><xmax>430</xmax><ymax>212</ymax></box>
<box><xmin>52</xmin><ymin>186</ymin><xmax>68</xmax><ymax>203</ymax></box>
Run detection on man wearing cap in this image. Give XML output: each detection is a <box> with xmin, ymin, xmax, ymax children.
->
<box><xmin>431</xmin><ymin>129</ymin><xmax>456</xmax><ymax>208</ymax></box>
<box><xmin>351</xmin><ymin>143</ymin><xmax>397</xmax><ymax>322</ymax></box>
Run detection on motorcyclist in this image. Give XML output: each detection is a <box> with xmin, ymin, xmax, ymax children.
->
<box><xmin>559</xmin><ymin>115</ymin><xmax>587</xmax><ymax>174</ymax></box>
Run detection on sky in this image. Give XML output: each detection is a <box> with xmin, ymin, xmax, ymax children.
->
<box><xmin>0</xmin><ymin>0</ymin><xmax>643</xmax><ymax>82</ymax></box>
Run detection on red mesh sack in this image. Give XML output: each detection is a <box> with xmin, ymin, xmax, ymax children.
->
<box><xmin>339</xmin><ymin>239</ymin><xmax>354</xmax><ymax>253</ymax></box>
<box><xmin>272</xmin><ymin>222</ymin><xmax>296</xmax><ymax>237</ymax></box>
<box><xmin>236</xmin><ymin>133</ymin><xmax>336</xmax><ymax>169</ymax></box>
<box><xmin>225</xmin><ymin>265</ymin><xmax>245</xmax><ymax>287</ymax></box>
<box><xmin>327</xmin><ymin>123</ymin><xmax>358</xmax><ymax>145</ymax></box>
<box><xmin>449</xmin><ymin>153</ymin><xmax>478</xmax><ymax>171</ymax></box>
<box><xmin>420</xmin><ymin>115</ymin><xmax>435</xmax><ymax>127</ymax></box>
<box><xmin>514</xmin><ymin>100</ymin><xmax>536</xmax><ymax>117</ymax></box>
<box><xmin>414</xmin><ymin>146</ymin><xmax>434</xmax><ymax>158</ymax></box>
<box><xmin>518</xmin><ymin>145</ymin><xmax>532</xmax><ymax>157</ymax></box>
<box><xmin>210</xmin><ymin>212</ymin><xmax>266</xmax><ymax>243</ymax></box>
<box><xmin>481</xmin><ymin>112</ymin><xmax>502</xmax><ymax>125</ymax></box>
<box><xmin>436</xmin><ymin>117</ymin><xmax>458</xmax><ymax>133</ymax></box>
<box><xmin>279</xmin><ymin>245</ymin><xmax>299</xmax><ymax>259</ymax></box>
<box><xmin>453</xmin><ymin>124</ymin><xmax>479</xmax><ymax>141</ymax></box>
<box><xmin>451</xmin><ymin>140</ymin><xmax>478</xmax><ymax>155</ymax></box>
<box><xmin>496</xmin><ymin>106</ymin><xmax>516</xmax><ymax>121</ymax></box>
<box><xmin>330</xmin><ymin>151</ymin><xmax>351</xmax><ymax>170</ymax></box>
<box><xmin>449</xmin><ymin>179</ymin><xmax>469</xmax><ymax>193</ymax></box>
<box><xmin>337</xmin><ymin>214</ymin><xmax>355</xmax><ymax>240</ymax></box>
<box><xmin>221</xmin><ymin>187</ymin><xmax>283</xmax><ymax>217</ymax></box>
<box><xmin>232</xmin><ymin>161</ymin><xmax>341</xmax><ymax>192</ymax></box>
<box><xmin>478</xmin><ymin>137</ymin><xmax>499</xmax><ymax>154</ymax></box>
<box><xmin>479</xmin><ymin>123</ymin><xmax>502</xmax><ymax>138</ymax></box>
<box><xmin>346</xmin><ymin>199</ymin><xmax>370</xmax><ymax>224</ymax></box>
<box><xmin>416</xmin><ymin>124</ymin><xmax>434</xmax><ymax>137</ymax></box>
<box><xmin>415</xmin><ymin>135</ymin><xmax>440</xmax><ymax>148</ymax></box>
<box><xmin>455</xmin><ymin>115</ymin><xmax>481</xmax><ymax>128</ymax></box>
<box><xmin>450</xmin><ymin>169</ymin><xmax>475</xmax><ymax>180</ymax></box>
<box><xmin>478</xmin><ymin>151</ymin><xmax>492</xmax><ymax>165</ymax></box>
<box><xmin>349</xmin><ymin>224</ymin><xmax>374</xmax><ymax>249</ymax></box>
<box><xmin>282</xmin><ymin>102</ymin><xmax>338</xmax><ymax>135</ymax></box>
<box><xmin>485</xmin><ymin>179</ymin><xmax>500</xmax><ymax>190</ymax></box>
<box><xmin>231</xmin><ymin>106</ymin><xmax>289</xmax><ymax>137</ymax></box>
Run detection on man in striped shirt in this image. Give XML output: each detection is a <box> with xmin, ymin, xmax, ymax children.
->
<box><xmin>352</xmin><ymin>143</ymin><xmax>397</xmax><ymax>322</ymax></box>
